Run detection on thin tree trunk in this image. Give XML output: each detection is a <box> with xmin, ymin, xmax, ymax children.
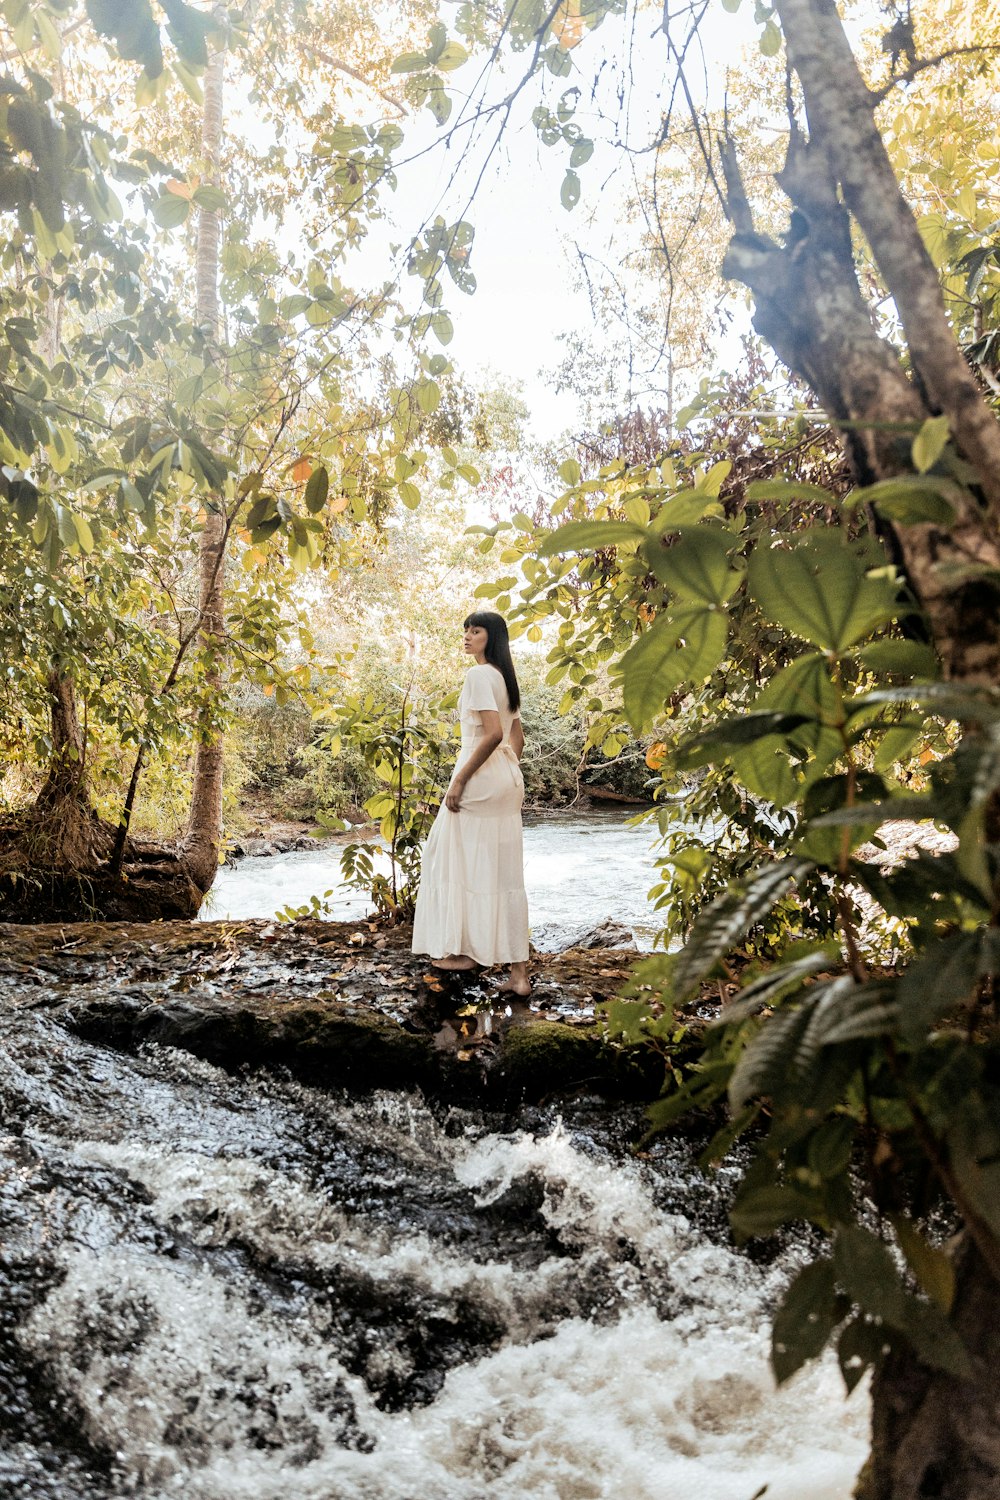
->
<box><xmin>181</xmin><ymin>34</ymin><xmax>227</xmax><ymax>893</ymax></box>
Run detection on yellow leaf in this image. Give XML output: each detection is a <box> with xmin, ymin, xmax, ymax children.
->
<box><xmin>165</xmin><ymin>178</ymin><xmax>194</xmax><ymax>200</ymax></box>
<box><xmin>330</xmin><ymin>495</ymin><xmax>349</xmax><ymax>513</ymax></box>
<box><xmin>292</xmin><ymin>457</ymin><xmax>312</xmax><ymax>485</ymax></box>
<box><xmin>645</xmin><ymin>741</ymin><xmax>668</xmax><ymax>770</ymax></box>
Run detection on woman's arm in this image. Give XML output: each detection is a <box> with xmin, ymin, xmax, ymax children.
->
<box><xmin>445</xmin><ymin>709</ymin><xmax>502</xmax><ymax>811</ymax></box>
<box><xmin>509</xmin><ymin>716</ymin><xmax>524</xmax><ymax>761</ymax></box>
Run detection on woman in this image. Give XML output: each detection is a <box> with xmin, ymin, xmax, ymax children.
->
<box><xmin>411</xmin><ymin>610</ymin><xmax>530</xmax><ymax>995</ymax></box>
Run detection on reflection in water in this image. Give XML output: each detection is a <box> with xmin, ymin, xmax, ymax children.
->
<box><xmin>201</xmin><ymin>810</ymin><xmax>669</xmax><ymax>948</ymax></box>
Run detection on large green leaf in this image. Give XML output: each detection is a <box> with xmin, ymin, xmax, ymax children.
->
<box><xmin>618</xmin><ymin>606</ymin><xmax>727</xmax><ymax>731</ymax></box>
<box><xmin>730</xmin><ymin>653</ymin><xmax>841</xmax><ymax>806</ymax></box>
<box><xmin>834</xmin><ymin>1227</ymin><xmax>971</xmax><ymax>1377</ymax></box>
<box><xmin>536</xmin><ymin>520</ymin><xmax>645</xmax><ymax>557</ymax></box>
<box><xmin>644</xmin><ymin>527</ymin><xmax>740</xmax><ymax>605</ymax></box>
<box><xmin>771</xmin><ymin>1260</ymin><xmax>844</xmax><ymax>1384</ymax></box>
<box><xmin>729</xmin><ymin>1182</ymin><xmax>824</xmax><ymax>1239</ymax></box>
<box><xmin>748</xmin><ymin>531</ymin><xmax>899</xmax><ymax>651</ymax></box>
<box><xmin>837</xmin><ymin>1316</ymin><xmax>888</xmax><ymax>1394</ymax></box>
<box><xmin>676</xmin><ymin>710</ymin><xmax>812</xmax><ymax>771</ymax></box>
<box><xmin>897</xmin><ymin>930</ymin><xmax>996</xmax><ymax>1042</ymax></box>
<box><xmin>849</xmin><ymin>474</ymin><xmax>958</xmax><ymax>526</ymax></box>
<box><xmin>672</xmin><ymin>857</ymin><xmax>814</xmax><ymax>1000</ymax></box>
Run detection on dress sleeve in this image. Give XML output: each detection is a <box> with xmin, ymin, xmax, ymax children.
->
<box><xmin>463</xmin><ymin>666</ymin><xmax>502</xmax><ymax>717</ymax></box>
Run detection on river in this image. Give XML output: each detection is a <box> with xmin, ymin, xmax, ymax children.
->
<box><xmin>200</xmin><ymin>809</ymin><xmax>670</xmax><ymax>948</ymax></box>
<box><xmin>1</xmin><ymin>808</ymin><xmax>870</xmax><ymax>1496</ymax></box>
<box><xmin>0</xmin><ymin>1002</ymin><xmax>868</xmax><ymax>1499</ymax></box>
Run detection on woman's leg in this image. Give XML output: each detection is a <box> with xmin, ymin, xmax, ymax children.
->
<box><xmin>502</xmin><ymin>960</ymin><xmax>530</xmax><ymax>996</ymax></box>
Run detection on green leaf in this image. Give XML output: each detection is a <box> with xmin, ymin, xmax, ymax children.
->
<box><xmin>304</xmin><ymin>465</ymin><xmax>329</xmax><ymax>514</ymax></box>
<box><xmin>748</xmin><ymin>531</ymin><xmax>898</xmax><ymax>652</ymax></box>
<box><xmin>730</xmin><ymin>1183</ymin><xmax>822</xmax><ymax>1239</ymax></box>
<box><xmin>808</xmin><ymin>1118</ymin><xmax>856</xmax><ymax>1180</ymax></box>
<box><xmin>728</xmin><ymin>1000</ymin><xmax>815</xmax><ymax>1112</ymax></box>
<box><xmin>558</xmin><ymin>457</ymin><xmax>581</xmax><ymax>486</ymax></box>
<box><xmin>391</xmin><ymin>50</ymin><xmax>428</xmax><ymax>73</ymax></box>
<box><xmin>398</xmin><ymin>481</ymin><xmax>421</xmax><ymax>509</ymax></box>
<box><xmin>772</xmin><ymin>1260</ymin><xmax>843</xmax><ymax>1384</ymax></box>
<box><xmin>897</xmin><ymin>931</ymin><xmax>983</xmax><ymax>1042</ymax></box>
<box><xmin>192</xmin><ymin>184</ymin><xmax>227</xmax><ymax>213</ymax></box>
<box><xmin>151</xmin><ymin>192</ymin><xmax>191</xmax><ymax>229</ymax></box>
<box><xmin>672</xmin><ymin>858</ymin><xmax>815</xmax><ymax>1000</ymax></box>
<box><xmin>759</xmin><ymin>18</ymin><xmax>782</xmax><ymax>54</ymax></box>
<box><xmin>857</xmin><ymin>639</ymin><xmax>938</xmax><ymax>679</ymax></box>
<box><xmin>618</xmin><ymin>607</ymin><xmax>728</xmax><ymax>731</ymax></box>
<box><xmin>730</xmin><ymin>653</ymin><xmax>841</xmax><ymax>806</ymax></box>
<box><xmin>912</xmin><ymin>414</ymin><xmax>950</xmax><ymax>473</ymax></box>
<box><xmin>436</xmin><ymin>40</ymin><xmax>468</xmax><ymax>70</ymax></box>
<box><xmin>416</xmin><ymin>379</ymin><xmax>440</xmax><ymax>414</ymax></box>
<box><xmin>834</xmin><ymin>1225</ymin><xmax>905</xmax><ymax>1323</ymax></box>
<box><xmin>721</xmin><ymin>0</ymin><xmax>743</xmax><ymax>10</ymax></box>
<box><xmin>560</xmin><ymin>170</ymin><xmax>581</xmax><ymax>212</ymax></box>
<box><xmin>891</xmin><ymin>1216</ymin><xmax>955</xmax><ymax>1313</ymax></box>
<box><xmin>431</xmin><ymin>311</ymin><xmax>453</xmax><ymax>345</ymax></box>
<box><xmin>745</xmin><ymin>478</ymin><xmax>834</xmax><ymax>505</ymax></box>
<box><xmin>536</xmin><ymin>520</ymin><xmax>645</xmax><ymax>557</ymax></box>
<box><xmin>676</xmin><ymin>710</ymin><xmax>812</xmax><ymax>771</ymax></box>
<box><xmin>645</xmin><ymin>528</ymin><xmax>740</xmax><ymax>605</ymax></box>
<box><xmin>709</xmin><ymin>951</ymin><xmax>834</xmax><ymax>1028</ymax></box>
<box><xmin>71</xmin><ymin>512</ymin><xmax>95</xmax><ymax>554</ymax></box>
<box><xmin>837</xmin><ymin>1316</ymin><xmax>887</xmax><ymax>1395</ymax></box>
<box><xmin>873</xmin><ymin>723</ymin><xmax>923</xmax><ymax>774</ymax></box>
<box><xmin>852</xmin><ymin>474</ymin><xmax>958</xmax><ymax>526</ymax></box>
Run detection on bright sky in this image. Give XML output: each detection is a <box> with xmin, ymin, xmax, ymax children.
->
<box><xmin>376</xmin><ymin>1</ymin><xmax>764</xmax><ymax>442</ymax></box>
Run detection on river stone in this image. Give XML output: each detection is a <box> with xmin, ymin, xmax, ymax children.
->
<box><xmin>556</xmin><ymin>918</ymin><xmax>637</xmax><ymax>951</ymax></box>
<box><xmin>0</xmin><ymin>919</ymin><xmax>668</xmax><ymax>1108</ymax></box>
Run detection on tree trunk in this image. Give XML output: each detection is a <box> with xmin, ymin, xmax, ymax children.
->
<box><xmin>721</xmin><ymin>0</ymin><xmax>1000</xmax><ymax>687</ymax></box>
<box><xmin>181</xmin><ymin>34</ymin><xmax>227</xmax><ymax>894</ymax></box>
<box><xmin>857</xmin><ymin>1242</ymin><xmax>1000</xmax><ymax>1500</ymax></box>
<box><xmin>714</xmin><ymin>4</ymin><xmax>1000</xmax><ymax>1493</ymax></box>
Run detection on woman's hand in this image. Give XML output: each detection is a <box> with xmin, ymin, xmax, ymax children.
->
<box><xmin>445</xmin><ymin>777</ymin><xmax>466</xmax><ymax>812</ymax></box>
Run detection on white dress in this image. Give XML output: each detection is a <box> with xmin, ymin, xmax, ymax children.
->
<box><xmin>411</xmin><ymin>663</ymin><xmax>529</xmax><ymax>965</ymax></box>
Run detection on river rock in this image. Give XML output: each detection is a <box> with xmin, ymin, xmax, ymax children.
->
<box><xmin>0</xmin><ymin>919</ymin><xmax>663</xmax><ymax>1108</ymax></box>
<box><xmin>556</xmin><ymin>918</ymin><xmax>637</xmax><ymax>951</ymax></box>
<box><xmin>225</xmin><ymin>833</ymin><xmax>322</xmax><ymax>862</ymax></box>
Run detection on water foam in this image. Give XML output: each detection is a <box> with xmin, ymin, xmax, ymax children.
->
<box><xmin>3</xmin><ymin>1021</ymin><xmax>868</xmax><ymax>1499</ymax></box>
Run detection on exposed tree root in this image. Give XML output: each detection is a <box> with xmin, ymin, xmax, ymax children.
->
<box><xmin>0</xmin><ymin>795</ymin><xmax>209</xmax><ymax>922</ymax></box>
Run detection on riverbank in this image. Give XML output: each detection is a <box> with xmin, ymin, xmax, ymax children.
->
<box><xmin>1</xmin><ymin>918</ymin><xmax>674</xmax><ymax>1109</ymax></box>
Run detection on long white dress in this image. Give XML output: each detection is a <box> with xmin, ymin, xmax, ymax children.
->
<box><xmin>411</xmin><ymin>663</ymin><xmax>529</xmax><ymax>965</ymax></box>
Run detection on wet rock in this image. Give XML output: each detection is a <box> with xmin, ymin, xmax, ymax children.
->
<box><xmin>225</xmin><ymin>834</ymin><xmax>321</xmax><ymax>863</ymax></box>
<box><xmin>0</xmin><ymin>920</ymin><xmax>668</xmax><ymax>1109</ymax></box>
<box><xmin>556</xmin><ymin>918</ymin><xmax>637</xmax><ymax>951</ymax></box>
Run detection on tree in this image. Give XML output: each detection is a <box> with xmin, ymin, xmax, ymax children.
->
<box><xmin>0</xmin><ymin>0</ymin><xmax>474</xmax><ymax>918</ymax></box>
<box><xmin>398</xmin><ymin>2</ymin><xmax>1000</xmax><ymax>1493</ymax></box>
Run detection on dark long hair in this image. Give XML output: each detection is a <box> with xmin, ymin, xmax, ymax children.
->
<box><xmin>464</xmin><ymin>610</ymin><xmax>521</xmax><ymax>711</ymax></box>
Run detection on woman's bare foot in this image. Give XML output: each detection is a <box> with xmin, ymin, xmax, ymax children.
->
<box><xmin>431</xmin><ymin>954</ymin><xmax>478</xmax><ymax>971</ymax></box>
<box><xmin>501</xmin><ymin>961</ymin><xmax>531</xmax><ymax>997</ymax></box>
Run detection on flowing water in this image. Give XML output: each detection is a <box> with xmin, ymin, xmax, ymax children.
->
<box><xmin>0</xmin><ymin>1002</ymin><xmax>868</xmax><ymax>1499</ymax></box>
<box><xmin>200</xmin><ymin>811</ymin><xmax>668</xmax><ymax>947</ymax></box>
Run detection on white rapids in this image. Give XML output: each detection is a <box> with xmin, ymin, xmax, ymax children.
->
<box><xmin>1</xmin><ymin>1015</ymin><xmax>868</xmax><ymax>1500</ymax></box>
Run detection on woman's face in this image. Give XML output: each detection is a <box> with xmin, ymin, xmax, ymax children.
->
<box><xmin>463</xmin><ymin>624</ymin><xmax>488</xmax><ymax>657</ymax></box>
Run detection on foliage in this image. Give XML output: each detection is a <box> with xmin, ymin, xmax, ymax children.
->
<box><xmin>312</xmin><ymin>681</ymin><xmax>458</xmax><ymax>918</ymax></box>
<box><xmin>564</xmin><ymin>451</ymin><xmax>1000</xmax><ymax>1392</ymax></box>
